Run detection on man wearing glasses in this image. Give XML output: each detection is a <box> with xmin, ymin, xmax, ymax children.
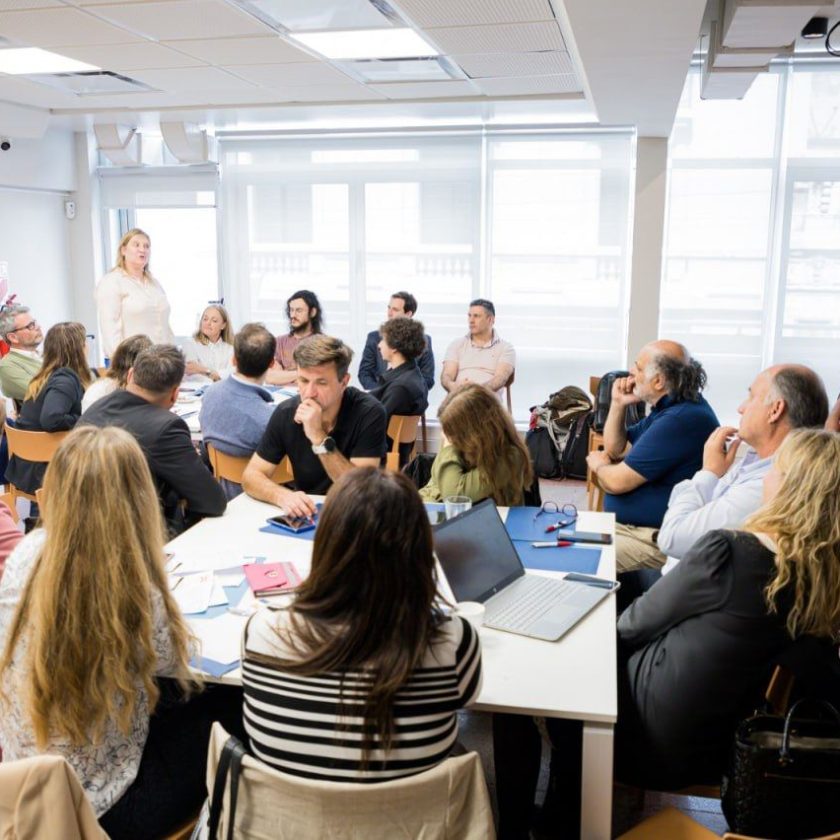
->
<box><xmin>0</xmin><ymin>305</ymin><xmax>43</xmax><ymax>403</ymax></box>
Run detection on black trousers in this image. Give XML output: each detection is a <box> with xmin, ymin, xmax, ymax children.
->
<box><xmin>99</xmin><ymin>680</ymin><xmax>247</xmax><ymax>840</ymax></box>
<box><xmin>492</xmin><ymin>713</ymin><xmax>582</xmax><ymax>840</ymax></box>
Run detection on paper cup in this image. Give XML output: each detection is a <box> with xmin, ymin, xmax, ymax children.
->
<box><xmin>455</xmin><ymin>601</ymin><xmax>485</xmax><ymax>629</ymax></box>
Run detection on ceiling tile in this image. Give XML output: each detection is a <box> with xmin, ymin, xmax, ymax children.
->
<box><xmin>454</xmin><ymin>50</ymin><xmax>573</xmax><ymax>78</ymax></box>
<box><xmin>55</xmin><ymin>42</ymin><xmax>206</xmax><ymax>70</ymax></box>
<box><xmin>370</xmin><ymin>79</ymin><xmax>478</xmax><ymax>99</ymax></box>
<box><xmin>0</xmin><ymin>0</ymin><xmax>65</xmax><ymax>9</ymax></box>
<box><xmin>271</xmin><ymin>84</ymin><xmax>386</xmax><ymax>103</ymax></box>
<box><xmin>91</xmin><ymin>0</ymin><xmax>272</xmax><ymax>41</ymax></box>
<box><xmin>165</xmin><ymin>35</ymin><xmax>315</xmax><ymax>65</ymax></box>
<box><xmin>128</xmin><ymin>65</ymin><xmax>260</xmax><ymax>91</ymax></box>
<box><xmin>393</xmin><ymin>0</ymin><xmax>553</xmax><ymax>28</ymax></box>
<box><xmin>0</xmin><ymin>7</ymin><xmax>144</xmax><ymax>46</ymax></box>
<box><xmin>426</xmin><ymin>22</ymin><xmax>565</xmax><ymax>55</ymax></box>
<box><xmin>475</xmin><ymin>73</ymin><xmax>582</xmax><ymax>96</ymax></box>
<box><xmin>226</xmin><ymin>62</ymin><xmax>353</xmax><ymax>87</ymax></box>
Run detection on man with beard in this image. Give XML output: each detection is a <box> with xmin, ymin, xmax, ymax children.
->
<box><xmin>266</xmin><ymin>290</ymin><xmax>323</xmax><ymax>386</ymax></box>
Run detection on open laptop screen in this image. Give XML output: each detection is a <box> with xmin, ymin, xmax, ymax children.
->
<box><xmin>433</xmin><ymin>499</ymin><xmax>524</xmax><ymax>603</ymax></box>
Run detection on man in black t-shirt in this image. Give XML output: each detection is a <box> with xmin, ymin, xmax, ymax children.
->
<box><xmin>243</xmin><ymin>334</ymin><xmax>387</xmax><ymax>517</ymax></box>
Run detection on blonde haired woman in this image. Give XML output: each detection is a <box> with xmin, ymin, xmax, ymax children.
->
<box><xmin>495</xmin><ymin>429</ymin><xmax>840</xmax><ymax>836</ymax></box>
<box><xmin>96</xmin><ymin>228</ymin><xmax>174</xmax><ymax>358</ymax></box>
<box><xmin>183</xmin><ymin>303</ymin><xmax>234</xmax><ymax>383</ymax></box>
<box><xmin>613</xmin><ymin>427</ymin><xmax>840</xmax><ymax>787</ymax></box>
<box><xmin>0</xmin><ymin>426</ymin><xmax>245</xmax><ymax>839</ymax></box>
<box><xmin>419</xmin><ymin>382</ymin><xmax>533</xmax><ymax>505</ymax></box>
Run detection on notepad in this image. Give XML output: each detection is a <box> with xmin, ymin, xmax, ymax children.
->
<box><xmin>244</xmin><ymin>561</ymin><xmax>301</xmax><ymax>596</ymax></box>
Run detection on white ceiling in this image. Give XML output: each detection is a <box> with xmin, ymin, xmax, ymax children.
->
<box><xmin>7</xmin><ymin>0</ymin><xmax>820</xmax><ymax>139</ymax></box>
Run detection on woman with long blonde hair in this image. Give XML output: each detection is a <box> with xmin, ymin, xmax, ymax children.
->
<box><xmin>96</xmin><ymin>227</ymin><xmax>175</xmax><ymax>357</ymax></box>
<box><xmin>495</xmin><ymin>429</ymin><xmax>840</xmax><ymax>837</ymax></box>
<box><xmin>5</xmin><ymin>321</ymin><xmax>92</xmax><ymax>497</ymax></box>
<box><xmin>0</xmin><ymin>426</ymin><xmax>244</xmax><ymax>839</ymax></box>
<box><xmin>419</xmin><ymin>382</ymin><xmax>533</xmax><ymax>505</ymax></box>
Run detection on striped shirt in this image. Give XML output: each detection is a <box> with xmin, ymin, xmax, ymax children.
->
<box><xmin>242</xmin><ymin>608</ymin><xmax>482</xmax><ymax>783</ymax></box>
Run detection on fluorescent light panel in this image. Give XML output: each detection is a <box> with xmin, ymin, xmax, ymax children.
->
<box><xmin>344</xmin><ymin>57</ymin><xmax>457</xmax><ymax>82</ymax></box>
<box><xmin>240</xmin><ymin>0</ymin><xmax>396</xmax><ymax>32</ymax></box>
<box><xmin>291</xmin><ymin>28</ymin><xmax>438</xmax><ymax>60</ymax></box>
<box><xmin>0</xmin><ymin>47</ymin><xmax>100</xmax><ymax>75</ymax></box>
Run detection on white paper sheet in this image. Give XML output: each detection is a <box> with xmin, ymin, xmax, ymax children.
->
<box><xmin>170</xmin><ymin>572</ymin><xmax>213</xmax><ymax>615</ymax></box>
<box><xmin>191</xmin><ymin>611</ymin><xmax>247</xmax><ymax>665</ymax></box>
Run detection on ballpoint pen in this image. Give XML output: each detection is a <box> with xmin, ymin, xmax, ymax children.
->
<box><xmin>531</xmin><ymin>540</ymin><xmax>574</xmax><ymax>548</ymax></box>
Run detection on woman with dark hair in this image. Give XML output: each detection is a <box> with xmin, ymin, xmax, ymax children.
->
<box><xmin>6</xmin><ymin>321</ymin><xmax>92</xmax><ymax>496</ymax></box>
<box><xmin>370</xmin><ymin>317</ymin><xmax>429</xmax><ymax>466</ymax></box>
<box><xmin>419</xmin><ymin>382</ymin><xmax>533</xmax><ymax>506</ymax></box>
<box><xmin>81</xmin><ymin>333</ymin><xmax>152</xmax><ymax>412</ymax></box>
<box><xmin>242</xmin><ymin>467</ymin><xmax>482</xmax><ymax>781</ymax></box>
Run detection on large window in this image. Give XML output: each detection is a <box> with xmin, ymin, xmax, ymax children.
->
<box><xmin>221</xmin><ymin>132</ymin><xmax>634</xmax><ymax>420</ymax></box>
<box><xmin>663</xmin><ymin>67</ymin><xmax>840</xmax><ymax>422</ymax></box>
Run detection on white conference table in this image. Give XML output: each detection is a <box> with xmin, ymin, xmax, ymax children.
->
<box><xmin>166</xmin><ymin>494</ymin><xmax>617</xmax><ymax>840</ymax></box>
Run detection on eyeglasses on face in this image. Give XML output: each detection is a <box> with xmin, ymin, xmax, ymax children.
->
<box><xmin>7</xmin><ymin>319</ymin><xmax>37</xmax><ymax>333</ymax></box>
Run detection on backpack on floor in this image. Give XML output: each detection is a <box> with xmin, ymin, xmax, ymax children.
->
<box><xmin>526</xmin><ymin>386</ymin><xmax>592</xmax><ymax>480</ymax></box>
<box><xmin>592</xmin><ymin>371</ymin><xmax>646</xmax><ymax>433</ymax></box>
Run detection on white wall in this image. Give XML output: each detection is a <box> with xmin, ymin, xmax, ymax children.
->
<box><xmin>0</xmin><ymin>127</ymin><xmax>83</xmax><ymax>333</ymax></box>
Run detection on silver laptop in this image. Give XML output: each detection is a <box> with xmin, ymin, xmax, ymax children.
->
<box><xmin>433</xmin><ymin>499</ymin><xmax>613</xmax><ymax>641</ymax></box>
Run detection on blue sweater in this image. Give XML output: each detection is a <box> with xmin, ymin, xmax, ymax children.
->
<box><xmin>199</xmin><ymin>376</ymin><xmax>276</xmax><ymax>458</ymax></box>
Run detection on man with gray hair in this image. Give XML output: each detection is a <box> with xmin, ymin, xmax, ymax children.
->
<box><xmin>80</xmin><ymin>343</ymin><xmax>226</xmax><ymax>535</ymax></box>
<box><xmin>0</xmin><ymin>304</ymin><xmax>43</xmax><ymax>402</ymax></box>
<box><xmin>243</xmin><ymin>334</ymin><xmax>387</xmax><ymax>517</ymax></box>
<box><xmin>657</xmin><ymin>364</ymin><xmax>829</xmax><ymax>574</ymax></box>
<box><xmin>586</xmin><ymin>339</ymin><xmax>719</xmax><ymax>572</ymax></box>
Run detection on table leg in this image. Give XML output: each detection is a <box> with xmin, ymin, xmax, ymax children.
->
<box><xmin>580</xmin><ymin>720</ymin><xmax>614</xmax><ymax>840</ymax></box>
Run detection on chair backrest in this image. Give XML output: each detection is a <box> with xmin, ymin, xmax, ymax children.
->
<box><xmin>505</xmin><ymin>369</ymin><xmax>515</xmax><ymax>413</ymax></box>
<box><xmin>385</xmin><ymin>414</ymin><xmax>420</xmax><ymax>472</ymax></box>
<box><xmin>4</xmin><ymin>423</ymin><xmax>69</xmax><ymax>463</ymax></box>
<box><xmin>206</xmin><ymin>723</ymin><xmax>495</xmax><ymax>840</ymax></box>
<box><xmin>0</xmin><ymin>492</ymin><xmax>19</xmax><ymax>523</ymax></box>
<box><xmin>206</xmin><ymin>443</ymin><xmax>293</xmax><ymax>486</ymax></box>
<box><xmin>0</xmin><ymin>754</ymin><xmax>107</xmax><ymax>839</ymax></box>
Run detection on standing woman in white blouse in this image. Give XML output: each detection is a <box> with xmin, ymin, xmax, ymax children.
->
<box><xmin>182</xmin><ymin>304</ymin><xmax>234</xmax><ymax>383</ymax></box>
<box><xmin>96</xmin><ymin>228</ymin><xmax>174</xmax><ymax>359</ymax></box>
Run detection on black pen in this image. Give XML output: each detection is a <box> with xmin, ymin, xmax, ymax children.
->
<box><xmin>564</xmin><ymin>572</ymin><xmax>619</xmax><ymax>590</ymax></box>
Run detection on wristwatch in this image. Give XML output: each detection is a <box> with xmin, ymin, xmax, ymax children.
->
<box><xmin>312</xmin><ymin>436</ymin><xmax>337</xmax><ymax>455</ymax></box>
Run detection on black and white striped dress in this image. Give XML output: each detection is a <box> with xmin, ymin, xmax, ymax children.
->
<box><xmin>242</xmin><ymin>608</ymin><xmax>483</xmax><ymax>782</ymax></box>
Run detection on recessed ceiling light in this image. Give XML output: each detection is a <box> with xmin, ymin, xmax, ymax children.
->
<box><xmin>0</xmin><ymin>47</ymin><xmax>100</xmax><ymax>75</ymax></box>
<box><xmin>235</xmin><ymin>0</ymin><xmax>398</xmax><ymax>32</ymax></box>
<box><xmin>291</xmin><ymin>28</ymin><xmax>437</xmax><ymax>60</ymax></box>
<box><xmin>343</xmin><ymin>57</ymin><xmax>458</xmax><ymax>83</ymax></box>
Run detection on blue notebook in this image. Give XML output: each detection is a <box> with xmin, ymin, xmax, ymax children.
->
<box><xmin>513</xmin><ymin>541</ymin><xmax>600</xmax><ymax>574</ymax></box>
<box><xmin>504</xmin><ymin>506</ymin><xmax>580</xmax><ymax>542</ymax></box>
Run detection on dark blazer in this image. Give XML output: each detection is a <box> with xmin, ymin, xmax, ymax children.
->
<box><xmin>616</xmin><ymin>530</ymin><xmax>793</xmax><ymax>788</ymax></box>
<box><xmin>79</xmin><ymin>389</ymin><xmax>226</xmax><ymax>534</ymax></box>
<box><xmin>5</xmin><ymin>367</ymin><xmax>83</xmax><ymax>494</ymax></box>
<box><xmin>358</xmin><ymin>329</ymin><xmax>435</xmax><ymax>391</ymax></box>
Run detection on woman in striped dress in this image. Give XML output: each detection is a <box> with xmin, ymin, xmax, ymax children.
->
<box><xmin>242</xmin><ymin>467</ymin><xmax>483</xmax><ymax>782</ymax></box>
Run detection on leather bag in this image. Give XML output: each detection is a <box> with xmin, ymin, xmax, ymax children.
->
<box><xmin>721</xmin><ymin>698</ymin><xmax>840</xmax><ymax>839</ymax></box>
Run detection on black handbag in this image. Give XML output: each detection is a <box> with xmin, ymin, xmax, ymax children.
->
<box><xmin>721</xmin><ymin>698</ymin><xmax>840</xmax><ymax>839</ymax></box>
<box><xmin>207</xmin><ymin>735</ymin><xmax>247</xmax><ymax>840</ymax></box>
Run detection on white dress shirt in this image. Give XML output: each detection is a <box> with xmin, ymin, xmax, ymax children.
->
<box><xmin>658</xmin><ymin>447</ymin><xmax>771</xmax><ymax>574</ymax></box>
<box><xmin>182</xmin><ymin>337</ymin><xmax>234</xmax><ymax>383</ymax></box>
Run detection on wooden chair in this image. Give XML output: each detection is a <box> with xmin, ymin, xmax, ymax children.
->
<box><xmin>505</xmin><ymin>369</ymin><xmax>515</xmax><ymax>414</ymax></box>
<box><xmin>385</xmin><ymin>414</ymin><xmax>420</xmax><ymax>472</ymax></box>
<box><xmin>587</xmin><ymin>376</ymin><xmax>605</xmax><ymax>511</ymax></box>
<box><xmin>617</xmin><ymin>806</ymin><xmax>719</xmax><ymax>839</ymax></box>
<box><xmin>4</xmin><ymin>424</ymin><xmax>69</xmax><ymax>504</ymax></box>
<box><xmin>206</xmin><ymin>443</ymin><xmax>293</xmax><ymax>486</ymax></box>
<box><xmin>0</xmin><ymin>491</ymin><xmax>19</xmax><ymax>523</ymax></box>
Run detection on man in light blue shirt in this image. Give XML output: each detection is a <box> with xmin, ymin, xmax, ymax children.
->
<box><xmin>200</xmin><ymin>323</ymin><xmax>279</xmax><ymax>497</ymax></box>
<box><xmin>658</xmin><ymin>364</ymin><xmax>829</xmax><ymax>573</ymax></box>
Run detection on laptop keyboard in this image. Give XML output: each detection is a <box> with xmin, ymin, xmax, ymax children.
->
<box><xmin>487</xmin><ymin>576</ymin><xmax>576</xmax><ymax>633</ymax></box>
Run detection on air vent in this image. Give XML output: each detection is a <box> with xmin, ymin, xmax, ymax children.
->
<box><xmin>342</xmin><ymin>56</ymin><xmax>461</xmax><ymax>83</ymax></box>
<box><xmin>27</xmin><ymin>71</ymin><xmax>154</xmax><ymax>96</ymax></box>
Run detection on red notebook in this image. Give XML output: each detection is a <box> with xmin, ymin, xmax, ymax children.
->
<box><xmin>243</xmin><ymin>562</ymin><xmax>302</xmax><ymax>596</ymax></box>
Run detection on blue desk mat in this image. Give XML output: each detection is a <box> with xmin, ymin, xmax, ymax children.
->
<box><xmin>513</xmin><ymin>540</ymin><xmax>600</xmax><ymax>574</ymax></box>
<box><xmin>258</xmin><ymin>504</ymin><xmax>323</xmax><ymax>541</ymax></box>
<box><xmin>504</xmin><ymin>505</ymin><xmax>579</xmax><ymax>542</ymax></box>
